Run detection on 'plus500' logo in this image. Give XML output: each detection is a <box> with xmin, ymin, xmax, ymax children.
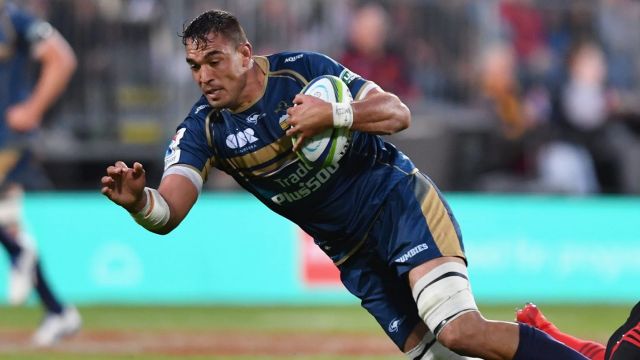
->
<box><xmin>270</xmin><ymin>162</ymin><xmax>339</xmax><ymax>205</ymax></box>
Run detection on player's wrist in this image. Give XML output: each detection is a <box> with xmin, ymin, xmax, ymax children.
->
<box><xmin>24</xmin><ymin>98</ymin><xmax>47</xmax><ymax>119</ymax></box>
<box><xmin>130</xmin><ymin>187</ymin><xmax>170</xmax><ymax>231</ymax></box>
<box><xmin>332</xmin><ymin>102</ymin><xmax>353</xmax><ymax>129</ymax></box>
<box><xmin>127</xmin><ymin>190</ymin><xmax>149</xmax><ymax>214</ymax></box>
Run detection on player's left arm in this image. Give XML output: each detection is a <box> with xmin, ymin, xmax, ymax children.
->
<box><xmin>286</xmin><ymin>84</ymin><xmax>410</xmax><ymax>151</ymax></box>
<box><xmin>349</xmin><ymin>84</ymin><xmax>411</xmax><ymax>135</ymax></box>
<box><xmin>7</xmin><ymin>26</ymin><xmax>77</xmax><ymax>132</ymax></box>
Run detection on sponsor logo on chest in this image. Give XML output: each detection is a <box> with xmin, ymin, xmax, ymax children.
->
<box><xmin>225</xmin><ymin>128</ymin><xmax>259</xmax><ymax>150</ymax></box>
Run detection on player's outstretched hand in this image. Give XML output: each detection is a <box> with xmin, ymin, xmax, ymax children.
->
<box><xmin>101</xmin><ymin>161</ymin><xmax>147</xmax><ymax>213</ymax></box>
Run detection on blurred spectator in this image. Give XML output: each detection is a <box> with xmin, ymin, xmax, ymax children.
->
<box><xmin>478</xmin><ymin>42</ymin><xmax>530</xmax><ymax>140</ymax></box>
<box><xmin>339</xmin><ymin>2</ymin><xmax>418</xmax><ymax>101</ymax></box>
<box><xmin>499</xmin><ymin>0</ymin><xmax>553</xmax><ymax>89</ymax></box>
<box><xmin>4</xmin><ymin>0</ymin><xmax>640</xmax><ymax>192</ymax></box>
<box><xmin>472</xmin><ymin>41</ymin><xmax>549</xmax><ymax>192</ymax></box>
<box><xmin>407</xmin><ymin>0</ymin><xmax>477</xmax><ymax>102</ymax></box>
<box><xmin>252</xmin><ymin>0</ymin><xmax>298</xmax><ymax>54</ymax></box>
<box><xmin>544</xmin><ymin>41</ymin><xmax>633</xmax><ymax>194</ymax></box>
<box><xmin>598</xmin><ymin>0</ymin><xmax>640</xmax><ymax>90</ymax></box>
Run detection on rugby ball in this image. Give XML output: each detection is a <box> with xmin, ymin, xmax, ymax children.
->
<box><xmin>293</xmin><ymin>75</ymin><xmax>353</xmax><ymax>167</ymax></box>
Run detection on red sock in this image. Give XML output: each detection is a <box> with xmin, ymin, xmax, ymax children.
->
<box><xmin>517</xmin><ymin>303</ymin><xmax>605</xmax><ymax>360</ymax></box>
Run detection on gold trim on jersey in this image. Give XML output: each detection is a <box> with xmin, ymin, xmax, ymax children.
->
<box><xmin>218</xmin><ymin>135</ymin><xmax>295</xmax><ymax>176</ymax></box>
<box><xmin>204</xmin><ymin>109</ymin><xmax>215</xmax><ymax>148</ymax></box>
<box><xmin>269</xmin><ymin>69</ymin><xmax>309</xmax><ymax>86</ymax></box>
<box><xmin>254</xmin><ymin>56</ymin><xmax>268</xmax><ymax>76</ymax></box>
<box><xmin>415</xmin><ymin>174</ymin><xmax>465</xmax><ymax>258</ymax></box>
<box><xmin>0</xmin><ymin>149</ymin><xmax>20</xmax><ymax>184</ymax></box>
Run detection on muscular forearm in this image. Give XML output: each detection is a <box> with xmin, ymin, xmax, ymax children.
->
<box><xmin>29</xmin><ymin>33</ymin><xmax>77</xmax><ymax>115</ymax></box>
<box><xmin>350</xmin><ymin>90</ymin><xmax>411</xmax><ymax>135</ymax></box>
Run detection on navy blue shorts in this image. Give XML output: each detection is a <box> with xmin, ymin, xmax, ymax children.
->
<box><xmin>337</xmin><ymin>171</ymin><xmax>466</xmax><ymax>350</ymax></box>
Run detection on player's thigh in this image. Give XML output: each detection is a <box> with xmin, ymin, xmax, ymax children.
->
<box><xmin>338</xmin><ymin>245</ymin><xmax>422</xmax><ymax>351</ymax></box>
<box><xmin>374</xmin><ymin>170</ymin><xmax>467</xmax><ymax>276</ymax></box>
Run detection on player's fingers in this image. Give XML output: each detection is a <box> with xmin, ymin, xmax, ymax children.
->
<box><xmin>101</xmin><ymin>187</ymin><xmax>111</xmax><ymax>196</ymax></box>
<box><xmin>292</xmin><ymin>94</ymin><xmax>304</xmax><ymax>105</ymax></box>
<box><xmin>105</xmin><ymin>165</ymin><xmax>122</xmax><ymax>177</ymax></box>
<box><xmin>286</xmin><ymin>105</ymin><xmax>298</xmax><ymax>121</ymax></box>
<box><xmin>101</xmin><ymin>176</ymin><xmax>114</xmax><ymax>187</ymax></box>
<box><xmin>132</xmin><ymin>162</ymin><xmax>145</xmax><ymax>177</ymax></box>
<box><xmin>292</xmin><ymin>134</ymin><xmax>305</xmax><ymax>152</ymax></box>
<box><xmin>115</xmin><ymin>161</ymin><xmax>129</xmax><ymax>169</ymax></box>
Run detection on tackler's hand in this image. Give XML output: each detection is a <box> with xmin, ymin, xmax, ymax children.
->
<box><xmin>286</xmin><ymin>94</ymin><xmax>333</xmax><ymax>152</ymax></box>
<box><xmin>101</xmin><ymin>161</ymin><xmax>147</xmax><ymax>213</ymax></box>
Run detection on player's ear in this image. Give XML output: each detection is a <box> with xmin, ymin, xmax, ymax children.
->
<box><xmin>238</xmin><ymin>42</ymin><xmax>252</xmax><ymax>67</ymax></box>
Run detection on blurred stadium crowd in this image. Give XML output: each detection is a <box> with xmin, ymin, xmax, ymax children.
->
<box><xmin>15</xmin><ymin>0</ymin><xmax>640</xmax><ymax>194</ymax></box>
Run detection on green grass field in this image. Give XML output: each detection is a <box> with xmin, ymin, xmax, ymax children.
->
<box><xmin>0</xmin><ymin>303</ymin><xmax>633</xmax><ymax>359</ymax></box>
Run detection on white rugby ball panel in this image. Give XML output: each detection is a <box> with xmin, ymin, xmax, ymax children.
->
<box><xmin>294</xmin><ymin>75</ymin><xmax>352</xmax><ymax>167</ymax></box>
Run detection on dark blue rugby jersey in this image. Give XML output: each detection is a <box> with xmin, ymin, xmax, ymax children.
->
<box><xmin>166</xmin><ymin>51</ymin><xmax>417</xmax><ymax>263</ymax></box>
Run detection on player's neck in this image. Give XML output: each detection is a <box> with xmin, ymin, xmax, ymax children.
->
<box><xmin>228</xmin><ymin>59</ymin><xmax>266</xmax><ymax>113</ymax></box>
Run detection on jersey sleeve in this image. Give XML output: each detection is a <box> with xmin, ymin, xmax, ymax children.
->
<box><xmin>10</xmin><ymin>6</ymin><xmax>53</xmax><ymax>48</ymax></box>
<box><xmin>302</xmin><ymin>52</ymin><xmax>369</xmax><ymax>100</ymax></box>
<box><xmin>163</xmin><ymin>118</ymin><xmax>212</xmax><ymax>181</ymax></box>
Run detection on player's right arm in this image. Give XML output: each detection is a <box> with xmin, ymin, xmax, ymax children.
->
<box><xmin>101</xmin><ymin>161</ymin><xmax>198</xmax><ymax>235</ymax></box>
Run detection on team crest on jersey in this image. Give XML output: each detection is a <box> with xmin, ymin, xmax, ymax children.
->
<box><xmin>164</xmin><ymin>128</ymin><xmax>186</xmax><ymax>170</ymax></box>
<box><xmin>274</xmin><ymin>100</ymin><xmax>291</xmax><ymax>114</ymax></box>
<box><xmin>246</xmin><ymin>112</ymin><xmax>266</xmax><ymax>124</ymax></box>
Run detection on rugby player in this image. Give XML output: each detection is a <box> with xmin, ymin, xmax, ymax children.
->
<box><xmin>517</xmin><ymin>302</ymin><xmax>640</xmax><ymax>359</ymax></box>
<box><xmin>0</xmin><ymin>0</ymin><xmax>80</xmax><ymax>346</ymax></box>
<box><xmin>102</xmin><ymin>9</ymin><xmax>588</xmax><ymax>360</ymax></box>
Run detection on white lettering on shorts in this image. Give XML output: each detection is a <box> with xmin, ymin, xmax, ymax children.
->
<box><xmin>395</xmin><ymin>244</ymin><xmax>429</xmax><ymax>263</ymax></box>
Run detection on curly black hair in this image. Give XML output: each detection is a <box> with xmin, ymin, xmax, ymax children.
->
<box><xmin>180</xmin><ymin>9</ymin><xmax>248</xmax><ymax>49</ymax></box>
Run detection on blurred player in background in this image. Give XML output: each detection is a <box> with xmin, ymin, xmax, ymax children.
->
<box><xmin>102</xmin><ymin>9</ymin><xmax>587</xmax><ymax>360</ymax></box>
<box><xmin>517</xmin><ymin>302</ymin><xmax>640</xmax><ymax>360</ymax></box>
<box><xmin>0</xmin><ymin>0</ymin><xmax>80</xmax><ymax>347</ymax></box>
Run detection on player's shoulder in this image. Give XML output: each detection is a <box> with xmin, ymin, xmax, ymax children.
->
<box><xmin>5</xmin><ymin>3</ymin><xmax>36</xmax><ymax>26</ymax></box>
<box><xmin>187</xmin><ymin>96</ymin><xmax>213</xmax><ymax>119</ymax></box>
<box><xmin>266</xmin><ymin>51</ymin><xmax>338</xmax><ymax>72</ymax></box>
<box><xmin>180</xmin><ymin>96</ymin><xmax>213</xmax><ymax>129</ymax></box>
<box><xmin>4</xmin><ymin>3</ymin><xmax>51</xmax><ymax>42</ymax></box>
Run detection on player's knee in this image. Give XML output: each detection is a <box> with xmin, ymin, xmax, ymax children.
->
<box><xmin>405</xmin><ymin>318</ymin><xmax>485</xmax><ymax>360</ymax></box>
<box><xmin>436</xmin><ymin>311</ymin><xmax>485</xmax><ymax>354</ymax></box>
